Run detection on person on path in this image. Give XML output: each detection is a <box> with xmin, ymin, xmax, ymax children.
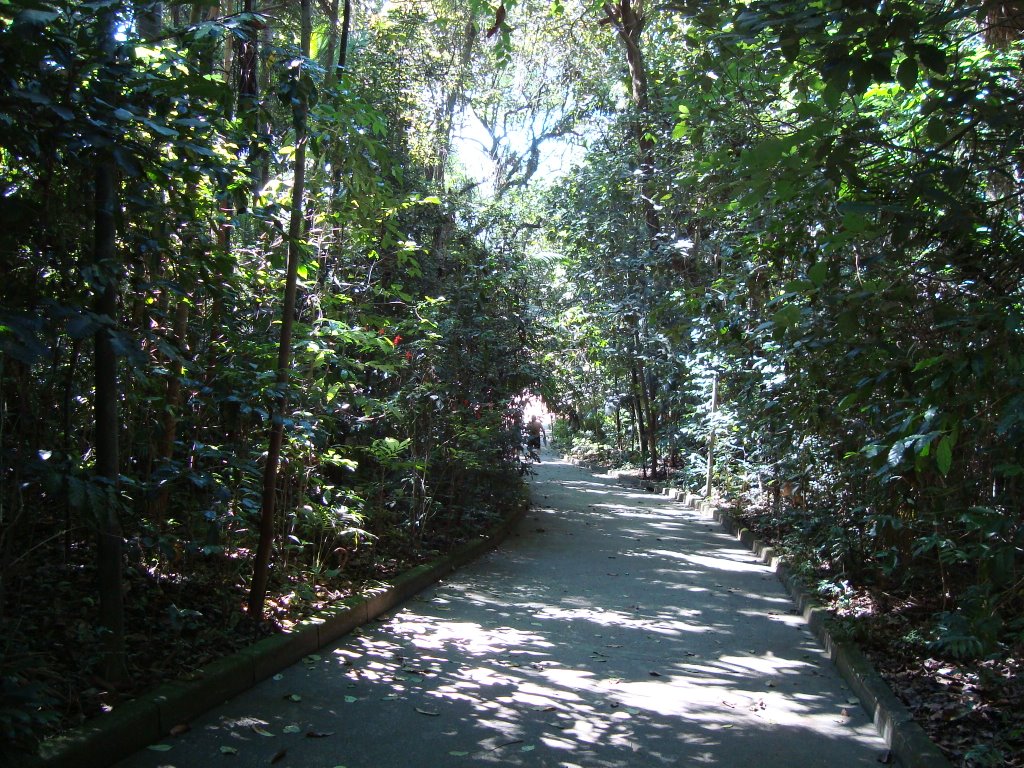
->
<box><xmin>524</xmin><ymin>415</ymin><xmax>546</xmax><ymax>460</ymax></box>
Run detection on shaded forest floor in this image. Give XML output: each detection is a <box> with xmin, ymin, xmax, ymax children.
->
<box><xmin>0</xmin><ymin>508</ymin><xmax>514</xmax><ymax>754</ymax></box>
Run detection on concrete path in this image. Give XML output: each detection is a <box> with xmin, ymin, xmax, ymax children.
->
<box><xmin>115</xmin><ymin>454</ymin><xmax>893</xmax><ymax>767</ymax></box>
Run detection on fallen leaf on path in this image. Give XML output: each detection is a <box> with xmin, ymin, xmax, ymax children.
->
<box><xmin>649</xmin><ymin>671</ymin><xmax>661</xmax><ymax>677</ymax></box>
<box><xmin>283</xmin><ymin>725</ymin><xmax>302</xmax><ymax>734</ymax></box>
<box><xmin>284</xmin><ymin>693</ymin><xmax>302</xmax><ymax>702</ymax></box>
<box><xmin>220</xmin><ymin>745</ymin><xmax>238</xmax><ymax>755</ymax></box>
<box><xmin>306</xmin><ymin>730</ymin><xmax>334</xmax><ymax>738</ymax></box>
<box><xmin>252</xmin><ymin>726</ymin><xmax>274</xmax><ymax>737</ymax></box>
<box><xmin>170</xmin><ymin>723</ymin><xmax>190</xmax><ymax>736</ymax></box>
<box><xmin>344</xmin><ymin>695</ymin><xmax>358</xmax><ymax>703</ymax></box>
<box><xmin>449</xmin><ymin>751</ymin><xmax>469</xmax><ymax>756</ymax></box>
<box><xmin>416</xmin><ymin>707</ymin><xmax>440</xmax><ymax>716</ymax></box>
<box><xmin>147</xmin><ymin>744</ymin><xmax>172</xmax><ymax>752</ymax></box>
<box><xmin>270</xmin><ymin>748</ymin><xmax>287</xmax><ymax>764</ymax></box>
<box><xmin>272</xmin><ymin>674</ymin><xmax>284</xmax><ymax>681</ymax></box>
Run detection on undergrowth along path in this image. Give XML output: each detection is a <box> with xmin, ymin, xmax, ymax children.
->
<box><xmin>115</xmin><ymin>453</ymin><xmax>892</xmax><ymax>767</ymax></box>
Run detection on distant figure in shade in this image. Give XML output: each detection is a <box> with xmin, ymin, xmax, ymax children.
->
<box><xmin>525</xmin><ymin>415</ymin><xmax>546</xmax><ymax>461</ymax></box>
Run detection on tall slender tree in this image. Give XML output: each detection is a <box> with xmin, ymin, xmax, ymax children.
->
<box><xmin>249</xmin><ymin>0</ymin><xmax>314</xmax><ymax>617</ymax></box>
<box><xmin>91</xmin><ymin>5</ymin><xmax>127</xmax><ymax>685</ymax></box>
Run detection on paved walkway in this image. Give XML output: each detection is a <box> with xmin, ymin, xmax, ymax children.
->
<box><xmin>116</xmin><ymin>454</ymin><xmax>892</xmax><ymax>767</ymax></box>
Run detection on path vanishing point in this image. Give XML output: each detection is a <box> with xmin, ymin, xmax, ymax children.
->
<box><xmin>114</xmin><ymin>452</ymin><xmax>894</xmax><ymax>767</ymax></box>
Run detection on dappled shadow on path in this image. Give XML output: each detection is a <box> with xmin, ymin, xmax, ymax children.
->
<box><xmin>115</xmin><ymin>454</ymin><xmax>888</xmax><ymax>768</ymax></box>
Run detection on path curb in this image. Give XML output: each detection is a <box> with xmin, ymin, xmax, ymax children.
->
<box><xmin>699</xmin><ymin>503</ymin><xmax>952</xmax><ymax>768</ymax></box>
<box><xmin>20</xmin><ymin>504</ymin><xmax>527</xmax><ymax>768</ymax></box>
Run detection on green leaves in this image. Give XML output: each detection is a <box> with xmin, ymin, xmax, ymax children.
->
<box><xmin>914</xmin><ymin>43</ymin><xmax>947</xmax><ymax>74</ymax></box>
<box><xmin>671</xmin><ymin>104</ymin><xmax>690</xmax><ymax>141</ymax></box>
<box><xmin>896</xmin><ymin>57</ymin><xmax>918</xmax><ymax>90</ymax></box>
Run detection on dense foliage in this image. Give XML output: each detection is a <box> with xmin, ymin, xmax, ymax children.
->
<box><xmin>541</xmin><ymin>2</ymin><xmax>1023</xmax><ymax>762</ymax></box>
<box><xmin>0</xmin><ymin>0</ymin><xmax>546</xmax><ymax>751</ymax></box>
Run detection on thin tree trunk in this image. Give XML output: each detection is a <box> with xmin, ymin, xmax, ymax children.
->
<box><xmin>604</xmin><ymin>0</ymin><xmax>662</xmax><ymax>248</ymax></box>
<box><xmin>638</xmin><ymin>360</ymin><xmax>658</xmax><ymax>478</ymax></box>
<box><xmin>248</xmin><ymin>0</ymin><xmax>312</xmax><ymax>617</ymax></box>
<box><xmin>91</xmin><ymin>6</ymin><xmax>128</xmax><ymax>685</ymax></box>
<box><xmin>630</xmin><ymin>363</ymin><xmax>648</xmax><ymax>475</ymax></box>
<box><xmin>339</xmin><ymin>0</ymin><xmax>352</xmax><ymax>70</ymax></box>
<box><xmin>93</xmin><ymin>161</ymin><xmax>128</xmax><ymax>685</ymax></box>
<box><xmin>705</xmin><ymin>371</ymin><xmax>718</xmax><ymax>497</ymax></box>
<box><xmin>633</xmin><ymin>331</ymin><xmax>658</xmax><ymax>479</ymax></box>
<box><xmin>150</xmin><ymin>298</ymin><xmax>189</xmax><ymax>526</ymax></box>
<box><xmin>62</xmin><ymin>340</ymin><xmax>83</xmax><ymax>563</ymax></box>
<box><xmin>644</xmin><ymin>372</ymin><xmax>659</xmax><ymax>479</ymax></box>
<box><xmin>325</xmin><ymin>0</ymin><xmax>352</xmax><ymax>85</ymax></box>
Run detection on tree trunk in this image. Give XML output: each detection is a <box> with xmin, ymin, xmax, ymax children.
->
<box><xmin>325</xmin><ymin>0</ymin><xmax>352</xmax><ymax>85</ymax></box>
<box><xmin>339</xmin><ymin>0</ymin><xmax>352</xmax><ymax>70</ymax></box>
<box><xmin>248</xmin><ymin>0</ymin><xmax>312</xmax><ymax>617</ymax></box>
<box><xmin>150</xmin><ymin>298</ymin><xmax>189</xmax><ymax>526</ymax></box>
<box><xmin>91</xmin><ymin>6</ymin><xmax>128</xmax><ymax>686</ymax></box>
<box><xmin>637</xmin><ymin>360</ymin><xmax>658</xmax><ymax>479</ymax></box>
<box><xmin>93</xmin><ymin>160</ymin><xmax>128</xmax><ymax>686</ymax></box>
<box><xmin>630</xmin><ymin>362</ymin><xmax>649</xmax><ymax>475</ymax></box>
<box><xmin>644</xmin><ymin>369</ymin><xmax>659</xmax><ymax>479</ymax></box>
<box><xmin>604</xmin><ymin>0</ymin><xmax>662</xmax><ymax>247</ymax></box>
<box><xmin>705</xmin><ymin>371</ymin><xmax>718</xmax><ymax>497</ymax></box>
<box><xmin>984</xmin><ymin>1</ymin><xmax>1024</xmax><ymax>45</ymax></box>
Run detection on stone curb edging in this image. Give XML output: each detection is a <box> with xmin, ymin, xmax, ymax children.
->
<box><xmin>698</xmin><ymin>501</ymin><xmax>951</xmax><ymax>768</ymax></box>
<box><xmin>19</xmin><ymin>505</ymin><xmax>527</xmax><ymax>768</ymax></box>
